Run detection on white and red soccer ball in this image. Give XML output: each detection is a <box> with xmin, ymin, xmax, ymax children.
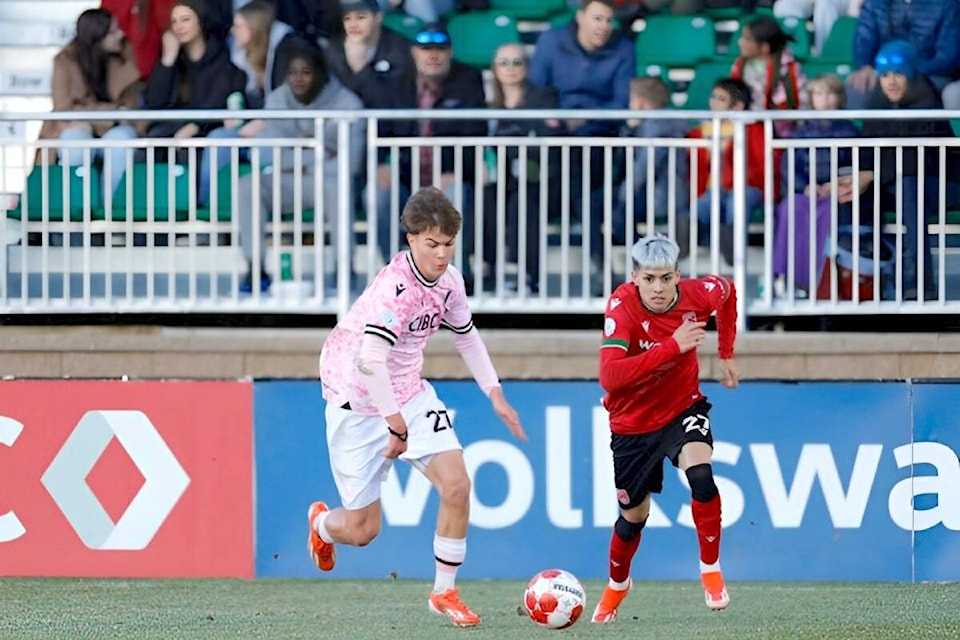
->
<box><xmin>523</xmin><ymin>569</ymin><xmax>586</xmax><ymax>630</ymax></box>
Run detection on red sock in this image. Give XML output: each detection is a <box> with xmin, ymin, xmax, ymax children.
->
<box><xmin>691</xmin><ymin>494</ymin><xmax>722</xmax><ymax>565</ymax></box>
<box><xmin>609</xmin><ymin>528</ymin><xmax>642</xmax><ymax>583</ymax></box>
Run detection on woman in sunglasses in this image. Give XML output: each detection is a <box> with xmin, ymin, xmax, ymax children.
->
<box><xmin>481</xmin><ymin>43</ymin><xmax>565</xmax><ymax>295</ymax></box>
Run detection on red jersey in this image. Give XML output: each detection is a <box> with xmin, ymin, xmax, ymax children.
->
<box><xmin>599</xmin><ymin>275</ymin><xmax>737</xmax><ymax>435</ymax></box>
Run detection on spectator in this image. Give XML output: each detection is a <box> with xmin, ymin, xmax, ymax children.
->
<box><xmin>229</xmin><ymin>0</ymin><xmax>300</xmax><ymax>109</ymax></box>
<box><xmin>774</xmin><ymin>0</ymin><xmax>862</xmax><ymax>55</ymax></box>
<box><xmin>374</xmin><ymin>22</ymin><xmax>486</xmax><ymax>285</ymax></box>
<box><xmin>481</xmin><ymin>43</ymin><xmax>564</xmax><ymax>295</ymax></box>
<box><xmin>772</xmin><ymin>73</ymin><xmax>859</xmax><ymax>296</ymax></box>
<box><xmin>529</xmin><ymin>0</ymin><xmax>634</xmax><ymax>293</ymax></box>
<box><xmin>101</xmin><ymin>0</ymin><xmax>177</xmax><ymax>80</ymax></box>
<box><xmin>376</xmin><ymin>0</ymin><xmax>456</xmax><ymax>24</ymax></box>
<box><xmin>325</xmin><ymin>0</ymin><xmax>415</xmax><ymax>108</ymax></box>
<box><xmin>616</xmin><ymin>76</ymin><xmax>691</xmax><ymax>257</ymax></box>
<box><xmin>39</xmin><ymin>9</ymin><xmax>143</xmax><ymax>197</ymax></box>
<box><xmin>143</xmin><ymin>0</ymin><xmax>246</xmax><ymax>203</ymax></box>
<box><xmin>731</xmin><ymin>15</ymin><xmax>807</xmax><ymax>136</ymax></box>
<box><xmin>854</xmin><ymin>41</ymin><xmax>960</xmax><ymax>299</ymax></box>
<box><xmin>688</xmin><ymin>78</ymin><xmax>780</xmax><ymax>265</ymax></box>
<box><xmin>236</xmin><ymin>42</ymin><xmax>365</xmax><ymax>293</ymax></box>
<box><xmin>529</xmin><ymin>0</ymin><xmax>633</xmax><ymax>137</ymax></box>
<box><xmin>846</xmin><ymin>0</ymin><xmax>960</xmax><ymax>109</ymax></box>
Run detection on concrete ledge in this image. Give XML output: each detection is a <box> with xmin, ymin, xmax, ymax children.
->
<box><xmin>2</xmin><ymin>326</ymin><xmax>960</xmax><ymax>380</ymax></box>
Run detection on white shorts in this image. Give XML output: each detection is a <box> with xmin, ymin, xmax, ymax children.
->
<box><xmin>325</xmin><ymin>381</ymin><xmax>462</xmax><ymax>510</ymax></box>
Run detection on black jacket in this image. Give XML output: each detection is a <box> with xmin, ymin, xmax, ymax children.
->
<box><xmin>144</xmin><ymin>38</ymin><xmax>247</xmax><ymax>137</ymax></box>
<box><xmin>489</xmin><ymin>84</ymin><xmax>565</xmax><ymax>186</ymax></box>
<box><xmin>325</xmin><ymin>27</ymin><xmax>415</xmax><ymax>109</ymax></box>
<box><xmin>859</xmin><ymin>74</ymin><xmax>955</xmax><ymax>184</ymax></box>
<box><xmin>379</xmin><ymin>61</ymin><xmax>488</xmax><ymax>185</ymax></box>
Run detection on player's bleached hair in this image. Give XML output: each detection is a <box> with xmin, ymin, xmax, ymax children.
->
<box><xmin>631</xmin><ymin>234</ymin><xmax>680</xmax><ymax>270</ymax></box>
<box><xmin>402</xmin><ymin>186</ymin><xmax>462</xmax><ymax>237</ymax></box>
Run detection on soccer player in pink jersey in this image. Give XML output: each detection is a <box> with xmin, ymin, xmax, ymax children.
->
<box><xmin>309</xmin><ymin>186</ymin><xmax>527</xmax><ymax>627</ymax></box>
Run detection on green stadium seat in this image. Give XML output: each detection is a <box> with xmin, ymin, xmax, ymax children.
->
<box><xmin>9</xmin><ymin>163</ymin><xmax>102</xmax><ymax>222</ymax></box>
<box><xmin>801</xmin><ymin>60</ymin><xmax>854</xmax><ymax>82</ymax></box>
<box><xmin>197</xmin><ymin>163</ymin><xmax>253</xmax><ymax>222</ymax></box>
<box><xmin>683</xmin><ymin>61</ymin><xmax>733</xmax><ymax>110</ymax></box>
<box><xmin>635</xmin><ymin>16</ymin><xmax>716</xmax><ymax>68</ymax></box>
<box><xmin>489</xmin><ymin>0</ymin><xmax>566</xmax><ymax>20</ymax></box>
<box><xmin>817</xmin><ymin>15</ymin><xmax>856</xmax><ymax>63</ymax></box>
<box><xmin>724</xmin><ymin>15</ymin><xmax>812</xmax><ymax>60</ymax></box>
<box><xmin>702</xmin><ymin>4</ymin><xmax>773</xmax><ymax>21</ymax></box>
<box><xmin>109</xmin><ymin>162</ymin><xmax>190</xmax><ymax>222</ymax></box>
<box><xmin>446</xmin><ymin>12</ymin><xmax>520</xmax><ymax>69</ymax></box>
<box><xmin>381</xmin><ymin>11</ymin><xmax>423</xmax><ymax>42</ymax></box>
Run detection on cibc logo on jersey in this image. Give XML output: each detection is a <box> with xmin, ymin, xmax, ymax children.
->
<box><xmin>409</xmin><ymin>311</ymin><xmax>441</xmax><ymax>333</ymax></box>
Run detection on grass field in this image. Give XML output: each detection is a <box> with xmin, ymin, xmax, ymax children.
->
<box><xmin>1</xmin><ymin>579</ymin><xmax>958</xmax><ymax>639</ymax></box>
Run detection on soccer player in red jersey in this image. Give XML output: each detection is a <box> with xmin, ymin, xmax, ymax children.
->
<box><xmin>591</xmin><ymin>234</ymin><xmax>740</xmax><ymax>622</ymax></box>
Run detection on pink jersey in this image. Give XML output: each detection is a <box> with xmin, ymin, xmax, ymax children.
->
<box><xmin>319</xmin><ymin>251</ymin><xmax>474</xmax><ymax>415</ymax></box>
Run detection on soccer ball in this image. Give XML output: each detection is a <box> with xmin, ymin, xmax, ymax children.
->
<box><xmin>522</xmin><ymin>569</ymin><xmax>586</xmax><ymax>630</ymax></box>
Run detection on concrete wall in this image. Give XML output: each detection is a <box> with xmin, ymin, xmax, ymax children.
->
<box><xmin>3</xmin><ymin>326</ymin><xmax>960</xmax><ymax>380</ymax></box>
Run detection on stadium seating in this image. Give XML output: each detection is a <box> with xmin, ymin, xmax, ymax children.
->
<box><xmin>683</xmin><ymin>61</ymin><xmax>733</xmax><ymax>110</ymax></box>
<box><xmin>110</xmin><ymin>163</ymin><xmax>190</xmax><ymax>222</ymax></box>
<box><xmin>816</xmin><ymin>16</ymin><xmax>856</xmax><ymax>64</ymax></box>
<box><xmin>489</xmin><ymin>0</ymin><xmax>567</xmax><ymax>20</ymax></box>
<box><xmin>381</xmin><ymin>11</ymin><xmax>423</xmax><ymax>42</ymax></box>
<box><xmin>8</xmin><ymin>163</ymin><xmax>101</xmax><ymax>222</ymax></box>
<box><xmin>446</xmin><ymin>12</ymin><xmax>520</xmax><ymax>69</ymax></box>
<box><xmin>801</xmin><ymin>60</ymin><xmax>853</xmax><ymax>82</ymax></box>
<box><xmin>635</xmin><ymin>15</ymin><xmax>717</xmax><ymax>69</ymax></box>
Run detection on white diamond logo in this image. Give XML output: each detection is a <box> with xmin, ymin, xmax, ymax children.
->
<box><xmin>41</xmin><ymin>410</ymin><xmax>190</xmax><ymax>550</ymax></box>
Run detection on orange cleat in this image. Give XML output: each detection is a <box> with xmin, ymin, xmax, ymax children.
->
<box><xmin>590</xmin><ymin>579</ymin><xmax>632</xmax><ymax>623</ymax></box>
<box><xmin>307</xmin><ymin>502</ymin><xmax>336</xmax><ymax>571</ymax></box>
<box><xmin>701</xmin><ymin>571</ymin><xmax>729</xmax><ymax>611</ymax></box>
<box><xmin>428</xmin><ymin>588</ymin><xmax>481</xmax><ymax>627</ymax></box>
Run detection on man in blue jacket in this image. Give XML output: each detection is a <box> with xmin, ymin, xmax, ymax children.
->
<box><xmin>846</xmin><ymin>0</ymin><xmax>960</xmax><ymax>109</ymax></box>
<box><xmin>528</xmin><ymin>0</ymin><xmax>635</xmax><ymax>296</ymax></box>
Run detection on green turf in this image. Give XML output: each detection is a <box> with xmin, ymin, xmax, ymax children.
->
<box><xmin>0</xmin><ymin>579</ymin><xmax>958</xmax><ymax>639</ymax></box>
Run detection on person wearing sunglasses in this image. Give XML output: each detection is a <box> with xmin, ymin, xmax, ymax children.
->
<box><xmin>325</xmin><ymin>0</ymin><xmax>415</xmax><ymax>109</ymax></box>
<box><xmin>847</xmin><ymin>0</ymin><xmax>960</xmax><ymax>110</ymax></box>
<box><xmin>374</xmin><ymin>22</ymin><xmax>487</xmax><ymax>291</ymax></box>
<box><xmin>480</xmin><ymin>43</ymin><xmax>565</xmax><ymax>296</ymax></box>
<box><xmin>852</xmin><ymin>40</ymin><xmax>960</xmax><ymax>300</ymax></box>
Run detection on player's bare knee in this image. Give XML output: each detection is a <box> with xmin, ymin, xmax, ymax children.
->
<box><xmin>685</xmin><ymin>463</ymin><xmax>719</xmax><ymax>502</ymax></box>
<box><xmin>354</xmin><ymin>521</ymin><xmax>381</xmax><ymax>546</ymax></box>
<box><xmin>438</xmin><ymin>473</ymin><xmax>471</xmax><ymax>507</ymax></box>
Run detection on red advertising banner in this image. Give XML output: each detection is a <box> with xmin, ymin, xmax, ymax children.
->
<box><xmin>0</xmin><ymin>381</ymin><xmax>253</xmax><ymax>578</ymax></box>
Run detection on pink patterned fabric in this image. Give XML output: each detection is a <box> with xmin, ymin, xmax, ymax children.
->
<box><xmin>320</xmin><ymin>251</ymin><xmax>474</xmax><ymax>415</ymax></box>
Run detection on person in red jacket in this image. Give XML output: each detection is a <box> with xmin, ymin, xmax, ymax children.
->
<box><xmin>591</xmin><ymin>233</ymin><xmax>740</xmax><ymax>624</ymax></box>
<box><xmin>101</xmin><ymin>0</ymin><xmax>177</xmax><ymax>80</ymax></box>
<box><xmin>687</xmin><ymin>77</ymin><xmax>780</xmax><ymax>265</ymax></box>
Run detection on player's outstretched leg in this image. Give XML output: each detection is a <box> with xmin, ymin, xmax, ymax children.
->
<box><xmin>687</xmin><ymin>463</ymin><xmax>728</xmax><ymax>610</ymax></box>
<box><xmin>592</xmin><ymin>515</ymin><xmax>645</xmax><ymax>623</ymax></box>
<box><xmin>307</xmin><ymin>501</ymin><xmax>336</xmax><ymax>571</ymax></box>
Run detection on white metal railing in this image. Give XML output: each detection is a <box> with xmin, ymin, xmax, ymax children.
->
<box><xmin>1</xmin><ymin>108</ymin><xmax>959</xmax><ymax>326</ymax></box>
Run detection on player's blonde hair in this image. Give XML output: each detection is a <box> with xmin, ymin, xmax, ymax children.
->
<box><xmin>402</xmin><ymin>187</ymin><xmax>462</xmax><ymax>237</ymax></box>
<box><xmin>631</xmin><ymin>234</ymin><xmax>680</xmax><ymax>269</ymax></box>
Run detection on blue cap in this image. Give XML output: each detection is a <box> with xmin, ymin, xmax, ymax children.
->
<box><xmin>413</xmin><ymin>22</ymin><xmax>451</xmax><ymax>48</ymax></box>
<box><xmin>875</xmin><ymin>40</ymin><xmax>918</xmax><ymax>79</ymax></box>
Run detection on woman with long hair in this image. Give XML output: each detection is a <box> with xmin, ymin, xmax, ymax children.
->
<box><xmin>229</xmin><ymin>0</ymin><xmax>299</xmax><ymax>109</ymax></box>
<box><xmin>39</xmin><ymin>8</ymin><xmax>143</xmax><ymax>195</ymax></box>
<box><xmin>143</xmin><ymin>0</ymin><xmax>246</xmax><ymax>202</ymax></box>
<box><xmin>482</xmin><ymin>42</ymin><xmax>564</xmax><ymax>295</ymax></box>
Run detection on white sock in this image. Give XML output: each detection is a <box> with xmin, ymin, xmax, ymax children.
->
<box><xmin>433</xmin><ymin>534</ymin><xmax>466</xmax><ymax>593</ymax></box>
<box><xmin>608</xmin><ymin>577</ymin><xmax>631</xmax><ymax>590</ymax></box>
<box><xmin>313</xmin><ymin>510</ymin><xmax>334</xmax><ymax>544</ymax></box>
<box><xmin>700</xmin><ymin>560</ymin><xmax>721</xmax><ymax>574</ymax></box>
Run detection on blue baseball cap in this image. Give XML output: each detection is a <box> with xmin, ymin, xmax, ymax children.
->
<box><xmin>413</xmin><ymin>23</ymin><xmax>451</xmax><ymax>48</ymax></box>
<box><xmin>875</xmin><ymin>40</ymin><xmax>918</xmax><ymax>79</ymax></box>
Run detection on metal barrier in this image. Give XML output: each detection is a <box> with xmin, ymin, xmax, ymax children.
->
<box><xmin>1</xmin><ymin>108</ymin><xmax>959</xmax><ymax>326</ymax></box>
